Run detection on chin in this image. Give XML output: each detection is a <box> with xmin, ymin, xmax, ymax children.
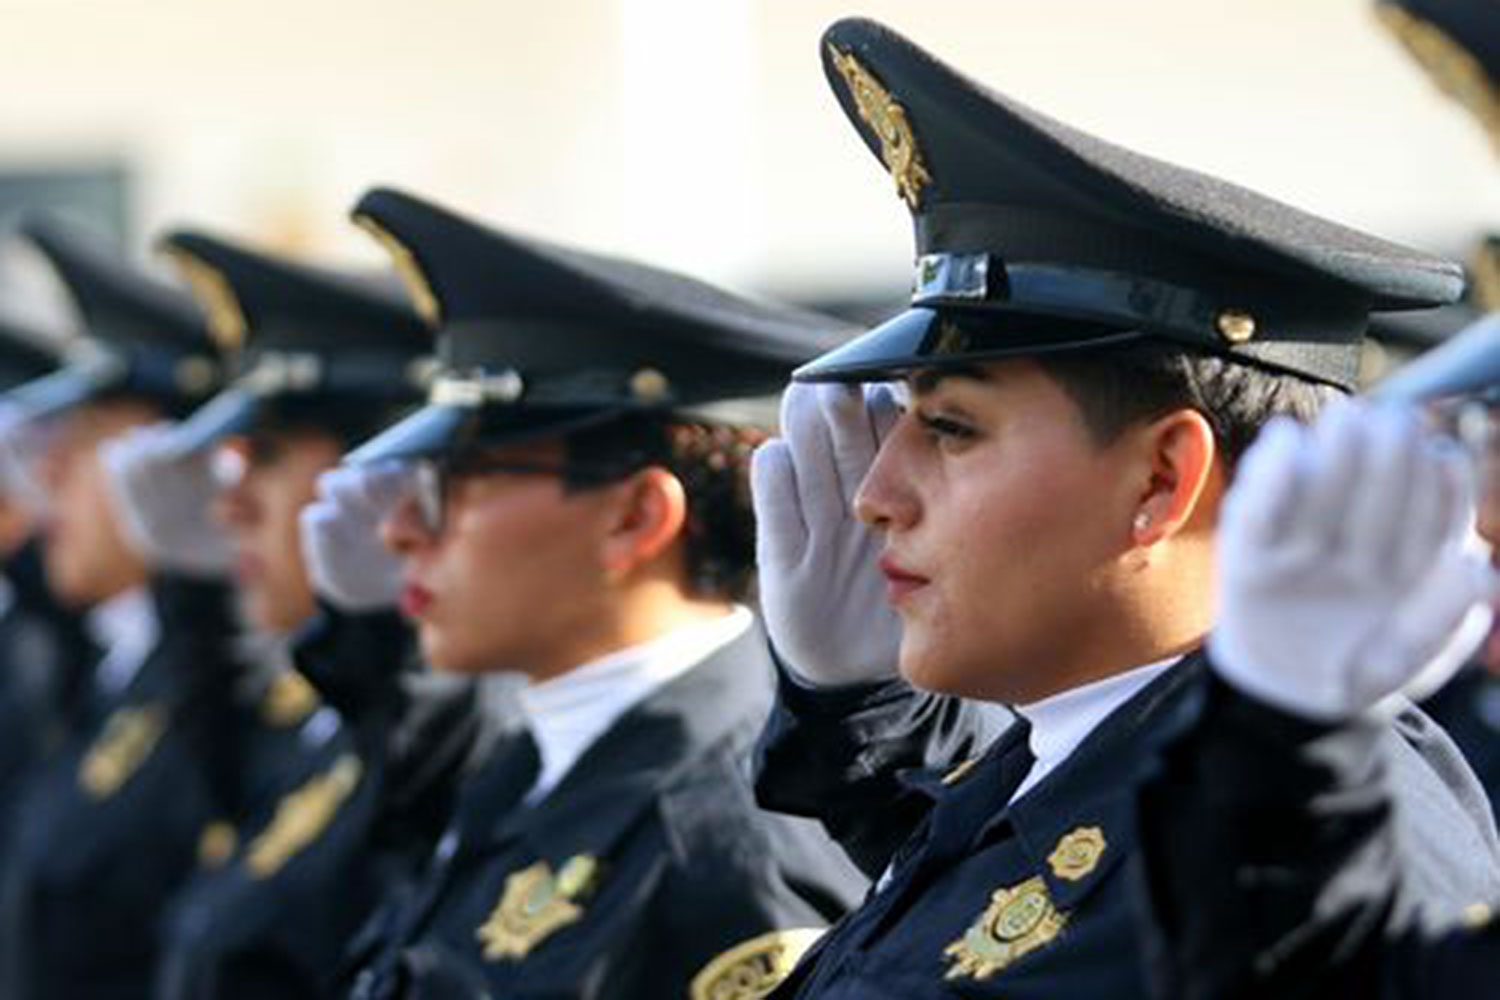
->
<box><xmin>898</xmin><ymin>636</ymin><xmax>999</xmax><ymax>701</ymax></box>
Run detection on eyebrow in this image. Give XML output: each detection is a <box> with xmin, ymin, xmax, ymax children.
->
<box><xmin>908</xmin><ymin>364</ymin><xmax>991</xmax><ymax>396</ymax></box>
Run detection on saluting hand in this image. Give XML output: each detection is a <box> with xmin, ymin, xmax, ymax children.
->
<box><xmin>1210</xmin><ymin>398</ymin><xmax>1496</xmax><ymax>721</ymax></box>
<box><xmin>752</xmin><ymin>381</ymin><xmax>904</xmax><ymax>686</ymax></box>
<box><xmin>299</xmin><ymin>460</ymin><xmax>413</xmax><ymax>612</ymax></box>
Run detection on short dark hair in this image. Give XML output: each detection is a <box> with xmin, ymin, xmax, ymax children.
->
<box><xmin>1035</xmin><ymin>341</ymin><xmax>1344</xmax><ymax>471</ymax></box>
<box><xmin>564</xmin><ymin>414</ymin><xmax>766</xmax><ymax>602</ymax></box>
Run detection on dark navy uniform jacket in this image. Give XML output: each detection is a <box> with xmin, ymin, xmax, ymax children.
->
<box><xmin>155</xmin><ymin>608</ymin><xmax>478</xmax><ymax>1000</ymax></box>
<box><xmin>1421</xmin><ymin>663</ymin><xmax>1500</xmax><ymax>822</ymax></box>
<box><xmin>0</xmin><ymin>575</ymin><xmax>313</xmax><ymax>1000</ymax></box>
<box><xmin>1136</xmin><ymin>671</ymin><xmax>1500</xmax><ymax>1000</ymax></box>
<box><xmin>755</xmin><ymin>653</ymin><xmax>1500</xmax><ymax>999</ymax></box>
<box><xmin>344</xmin><ymin>625</ymin><xmax>867</xmax><ymax>1000</ymax></box>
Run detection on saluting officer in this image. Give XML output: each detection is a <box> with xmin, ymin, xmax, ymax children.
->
<box><xmin>1133</xmin><ymin>316</ymin><xmax>1500</xmax><ymax>1000</ymax></box>
<box><xmin>747</xmin><ymin>18</ymin><xmax>1500</xmax><ymax>999</ymax></box>
<box><xmin>337</xmin><ymin>186</ymin><xmax>868</xmax><ymax>999</ymax></box>
<box><xmin>0</xmin><ymin>215</ymin><xmax>238</xmax><ymax>1000</ymax></box>
<box><xmin>122</xmin><ymin>229</ymin><xmax>476</xmax><ymax>999</ymax></box>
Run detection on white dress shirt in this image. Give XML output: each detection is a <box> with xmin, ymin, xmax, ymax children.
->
<box><xmin>88</xmin><ymin>586</ymin><xmax>159</xmax><ymax>697</ymax></box>
<box><xmin>517</xmin><ymin>606</ymin><xmax>753</xmax><ymax>805</ymax></box>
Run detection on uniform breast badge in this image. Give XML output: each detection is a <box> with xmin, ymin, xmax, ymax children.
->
<box><xmin>245</xmin><ymin>753</ymin><xmax>363</xmax><ymax>878</ymax></box>
<box><xmin>690</xmin><ymin>928</ymin><xmax>824</xmax><ymax>1000</ymax></box>
<box><xmin>943</xmin><ymin>876</ymin><xmax>1066</xmax><ymax>981</ymax></box>
<box><xmin>78</xmin><ymin>703</ymin><xmax>169</xmax><ymax>799</ymax></box>
<box><xmin>476</xmin><ymin>855</ymin><xmax>601</xmax><ymax>961</ymax></box>
<box><xmin>260</xmin><ymin>670</ymin><xmax>320</xmax><ymax>728</ymax></box>
<box><xmin>1048</xmin><ymin>826</ymin><xmax>1107</xmax><ymax>882</ymax></box>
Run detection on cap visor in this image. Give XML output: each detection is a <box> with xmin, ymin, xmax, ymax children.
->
<box><xmin>2</xmin><ymin>366</ymin><xmax>116</xmax><ymax>422</ymax></box>
<box><xmin>158</xmin><ymin>387</ymin><xmax>261</xmax><ymax>456</ymax></box>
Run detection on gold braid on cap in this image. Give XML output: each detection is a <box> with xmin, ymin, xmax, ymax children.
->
<box><xmin>160</xmin><ymin>246</ymin><xmax>248</xmax><ymax>353</ymax></box>
<box><xmin>1473</xmin><ymin>238</ymin><xmax>1500</xmax><ymax>312</ymax></box>
<box><xmin>1378</xmin><ymin>4</ymin><xmax>1500</xmax><ymax>156</ymax></box>
<box><xmin>828</xmin><ymin>45</ymin><xmax>933</xmax><ymax>209</ymax></box>
<box><xmin>352</xmin><ymin>214</ymin><xmax>442</xmax><ymax>326</ymax></box>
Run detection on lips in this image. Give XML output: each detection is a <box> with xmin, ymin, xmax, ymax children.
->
<box><xmin>878</xmin><ymin>554</ymin><xmax>930</xmax><ymax>605</ymax></box>
<box><xmin>399</xmin><ymin>582</ymin><xmax>434</xmax><ymax>618</ymax></box>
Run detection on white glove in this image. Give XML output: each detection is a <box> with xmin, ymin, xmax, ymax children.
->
<box><xmin>99</xmin><ymin>422</ymin><xmax>234</xmax><ymax>577</ymax></box>
<box><xmin>752</xmin><ymin>381</ymin><xmax>903</xmax><ymax>687</ymax></box>
<box><xmin>298</xmin><ymin>460</ymin><xmax>413</xmax><ymax>611</ymax></box>
<box><xmin>1209</xmin><ymin>399</ymin><xmax>1495</xmax><ymax>722</ymax></box>
<box><xmin>0</xmin><ymin>404</ymin><xmax>54</xmax><ymax>512</ymax></box>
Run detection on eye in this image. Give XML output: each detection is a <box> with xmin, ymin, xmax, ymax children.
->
<box><xmin>917</xmin><ymin>410</ymin><xmax>977</xmax><ymax>447</ymax></box>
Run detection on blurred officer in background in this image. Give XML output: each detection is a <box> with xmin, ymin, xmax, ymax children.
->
<box><xmin>0</xmin><ymin>214</ymin><xmax>239</xmax><ymax>1000</ymax></box>
<box><xmin>1134</xmin><ymin>316</ymin><xmax>1500</xmax><ymax>1000</ymax></box>
<box><xmin>338</xmin><ymin>186</ymin><xmax>868</xmax><ymax>1000</ymax></box>
<box><xmin>0</xmin><ymin>314</ymin><xmax>96</xmax><ymax>831</ymax></box>
<box><xmin>123</xmin><ymin>229</ymin><xmax>477</xmax><ymax>999</ymax></box>
<box><xmin>746</xmin><ymin>18</ymin><xmax>1500</xmax><ymax>1000</ymax></box>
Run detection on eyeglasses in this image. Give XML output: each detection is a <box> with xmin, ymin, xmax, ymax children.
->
<box><xmin>410</xmin><ymin>453</ymin><xmax>635</xmax><ymax>535</ymax></box>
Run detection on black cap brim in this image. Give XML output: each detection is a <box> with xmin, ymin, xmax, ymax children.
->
<box><xmin>344</xmin><ymin>402</ymin><xmax>634</xmax><ymax>465</ymax></box>
<box><xmin>794</xmin><ymin>307</ymin><xmax>1144</xmax><ymax>383</ymax></box>
<box><xmin>4</xmin><ymin>365</ymin><xmax>122</xmax><ymax>422</ymax></box>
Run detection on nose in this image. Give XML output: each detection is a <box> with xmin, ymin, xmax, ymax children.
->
<box><xmin>380</xmin><ymin>492</ymin><xmax>434</xmax><ymax>557</ymax></box>
<box><xmin>853</xmin><ymin>414</ymin><xmax>921</xmax><ymax>532</ymax></box>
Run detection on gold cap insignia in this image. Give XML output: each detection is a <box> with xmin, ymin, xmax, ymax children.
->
<box><xmin>629</xmin><ymin>367</ymin><xmax>671</xmax><ymax>403</ymax></box>
<box><xmin>828</xmin><ymin>45</ymin><xmax>933</xmax><ymax>210</ymax></box>
<box><xmin>477</xmin><ymin>855</ymin><xmax>602</xmax><ymax>961</ymax></box>
<box><xmin>353</xmin><ymin>214</ymin><xmax>443</xmax><ymax>326</ymax></box>
<box><xmin>689</xmin><ymin>928</ymin><xmax>823</xmax><ymax>1000</ymax></box>
<box><xmin>931</xmin><ymin>319</ymin><xmax>971</xmax><ymax>356</ymax></box>
<box><xmin>162</xmin><ymin>247</ymin><xmax>249</xmax><ymax>353</ymax></box>
<box><xmin>245</xmin><ymin>753</ymin><xmax>363</xmax><ymax>879</ymax></box>
<box><xmin>78</xmin><ymin>703</ymin><xmax>169</xmax><ymax>799</ymax></box>
<box><xmin>261</xmin><ymin>671</ymin><xmax>320</xmax><ymax>728</ymax></box>
<box><xmin>1472</xmin><ymin>239</ymin><xmax>1500</xmax><ymax>312</ymax></box>
<box><xmin>1377</xmin><ymin>5</ymin><xmax>1500</xmax><ymax>156</ymax></box>
<box><xmin>198</xmin><ymin>820</ymin><xmax>239</xmax><ymax>869</ymax></box>
<box><xmin>1048</xmin><ymin>826</ymin><xmax>1107</xmax><ymax>882</ymax></box>
<box><xmin>944</xmin><ymin>875</ymin><xmax>1066</xmax><ymax>981</ymax></box>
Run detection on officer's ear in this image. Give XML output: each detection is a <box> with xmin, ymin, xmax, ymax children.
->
<box><xmin>597</xmin><ymin>466</ymin><xmax>689</xmax><ymax>583</ymax></box>
<box><xmin>1128</xmin><ymin>408</ymin><xmax>1220</xmax><ymax>549</ymax></box>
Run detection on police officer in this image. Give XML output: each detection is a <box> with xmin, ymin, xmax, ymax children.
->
<box><xmin>0</xmin><ymin>214</ymin><xmax>239</xmax><ymax>1000</ymax></box>
<box><xmin>336</xmin><ymin>186</ymin><xmax>868</xmax><ymax>999</ymax></box>
<box><xmin>1133</xmin><ymin>316</ymin><xmax>1500</xmax><ymax>1000</ymax></box>
<box><xmin>135</xmin><ymin>228</ymin><xmax>477</xmax><ymax>999</ymax></box>
<box><xmin>747</xmin><ymin>18</ymin><xmax>1500</xmax><ymax>999</ymax></box>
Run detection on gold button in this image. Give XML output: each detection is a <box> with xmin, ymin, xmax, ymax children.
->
<box><xmin>1216</xmin><ymin>309</ymin><xmax>1257</xmax><ymax>344</ymax></box>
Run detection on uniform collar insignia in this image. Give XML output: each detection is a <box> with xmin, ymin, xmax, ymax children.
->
<box><xmin>689</xmin><ymin>928</ymin><xmax>824</xmax><ymax>1000</ymax></box>
<box><xmin>943</xmin><ymin>875</ymin><xmax>1066</xmax><ymax>981</ymax></box>
<box><xmin>477</xmin><ymin>854</ymin><xmax>602</xmax><ymax>961</ymax></box>
<box><xmin>1048</xmin><ymin>826</ymin><xmax>1107</xmax><ymax>881</ymax></box>
<box><xmin>78</xmin><ymin>702</ymin><xmax>169</xmax><ymax>799</ymax></box>
<box><xmin>245</xmin><ymin>753</ymin><xmax>363</xmax><ymax>879</ymax></box>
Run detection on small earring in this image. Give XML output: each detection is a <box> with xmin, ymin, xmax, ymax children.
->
<box><xmin>1133</xmin><ymin>511</ymin><xmax>1151</xmax><ymax>533</ymax></box>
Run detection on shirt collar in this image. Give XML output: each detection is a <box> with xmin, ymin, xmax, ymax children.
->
<box><xmin>517</xmin><ymin>606</ymin><xmax>753</xmax><ymax>804</ymax></box>
<box><xmin>87</xmin><ymin>586</ymin><xmax>159</xmax><ymax>696</ymax></box>
<box><xmin>1009</xmin><ymin>655</ymin><xmax>1180</xmax><ymax>804</ymax></box>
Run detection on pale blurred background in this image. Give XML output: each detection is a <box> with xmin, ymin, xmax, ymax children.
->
<box><xmin>0</xmin><ymin>0</ymin><xmax>1496</xmax><ymax>332</ymax></box>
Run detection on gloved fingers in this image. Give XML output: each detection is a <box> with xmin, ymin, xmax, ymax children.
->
<box><xmin>751</xmin><ymin>439</ymin><xmax>808</xmax><ymax>571</ymax></box>
<box><xmin>318</xmin><ymin>460</ymin><xmax>415</xmax><ymax>517</ymax></box>
<box><xmin>821</xmin><ymin>383</ymin><xmax>886</xmax><ymax>507</ymax></box>
<box><xmin>1340</xmin><ymin>406</ymin><xmax>1424</xmax><ymax>581</ymax></box>
<box><xmin>1221</xmin><ymin>417</ymin><xmax>1306</xmax><ymax>559</ymax></box>
<box><xmin>1296</xmin><ymin>400</ymin><xmax>1369</xmax><ymax>551</ymax></box>
<box><xmin>360</xmin><ymin>460</ymin><xmax>418</xmax><ymax>512</ymax></box>
<box><xmin>865</xmin><ymin>383</ymin><xmax>901</xmax><ymax>441</ymax></box>
<box><xmin>1395</xmin><ymin>439</ymin><xmax>1478</xmax><ymax>586</ymax></box>
<box><xmin>779</xmin><ymin>382</ymin><xmax>844</xmax><ymax>522</ymax></box>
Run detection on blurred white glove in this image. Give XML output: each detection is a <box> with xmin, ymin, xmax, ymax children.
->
<box><xmin>299</xmin><ymin>460</ymin><xmax>413</xmax><ymax>612</ymax></box>
<box><xmin>100</xmin><ymin>422</ymin><xmax>233</xmax><ymax>577</ymax></box>
<box><xmin>0</xmin><ymin>403</ymin><xmax>53</xmax><ymax>512</ymax></box>
<box><xmin>752</xmin><ymin>381</ymin><xmax>903</xmax><ymax>687</ymax></box>
<box><xmin>1210</xmin><ymin>399</ymin><xmax>1496</xmax><ymax>722</ymax></box>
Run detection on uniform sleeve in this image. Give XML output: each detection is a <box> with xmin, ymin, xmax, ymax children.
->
<box><xmin>1133</xmin><ymin>670</ymin><xmax>1435</xmax><ymax>1000</ymax></box>
<box><xmin>752</xmin><ymin>656</ymin><xmax>1010</xmax><ymax>878</ymax></box>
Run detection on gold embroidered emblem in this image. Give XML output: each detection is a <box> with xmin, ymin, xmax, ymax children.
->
<box><xmin>198</xmin><ymin>820</ymin><xmax>239</xmax><ymax>869</ymax></box>
<box><xmin>931</xmin><ymin>319</ymin><xmax>970</xmax><ymax>356</ymax></box>
<box><xmin>162</xmin><ymin>247</ymin><xmax>249</xmax><ymax>352</ymax></box>
<box><xmin>353</xmin><ymin>214</ymin><xmax>443</xmax><ymax>326</ymax></box>
<box><xmin>828</xmin><ymin>45</ymin><xmax>932</xmax><ymax>209</ymax></box>
<box><xmin>476</xmin><ymin>855</ymin><xmax>601</xmax><ymax>961</ymax></box>
<box><xmin>261</xmin><ymin>671</ymin><xmax>320</xmax><ymax>728</ymax></box>
<box><xmin>1048</xmin><ymin>826</ymin><xmax>1107</xmax><ymax>882</ymax></box>
<box><xmin>1472</xmin><ymin>239</ymin><xmax>1500</xmax><ymax>313</ymax></box>
<box><xmin>1377</xmin><ymin>5</ymin><xmax>1500</xmax><ymax>155</ymax></box>
<box><xmin>78</xmin><ymin>703</ymin><xmax>169</xmax><ymax>799</ymax></box>
<box><xmin>245</xmin><ymin>754</ymin><xmax>363</xmax><ymax>879</ymax></box>
<box><xmin>690</xmin><ymin>928</ymin><xmax>823</xmax><ymax>1000</ymax></box>
<box><xmin>943</xmin><ymin>876</ymin><xmax>1066</xmax><ymax>981</ymax></box>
